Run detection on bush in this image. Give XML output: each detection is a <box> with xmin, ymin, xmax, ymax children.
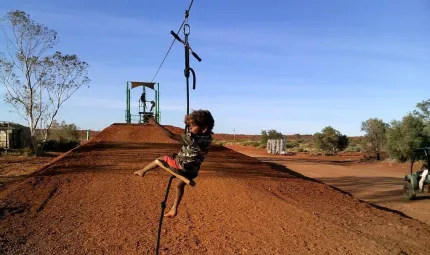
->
<box><xmin>19</xmin><ymin>147</ymin><xmax>33</xmax><ymax>156</ymax></box>
<box><xmin>41</xmin><ymin>139</ymin><xmax>80</xmax><ymax>152</ymax></box>
<box><xmin>344</xmin><ymin>144</ymin><xmax>364</xmax><ymax>152</ymax></box>
<box><xmin>286</xmin><ymin>141</ymin><xmax>299</xmax><ymax>149</ymax></box>
<box><xmin>313</xmin><ymin>126</ymin><xmax>349</xmax><ymax>154</ymax></box>
<box><xmin>240</xmin><ymin>140</ymin><xmax>260</xmax><ymax>147</ymax></box>
<box><xmin>213</xmin><ymin>140</ymin><xmax>226</xmax><ymax>146</ymax></box>
<box><xmin>386</xmin><ymin>113</ymin><xmax>428</xmax><ymax>162</ymax></box>
<box><xmin>309</xmin><ymin>149</ymin><xmax>322</xmax><ymax>156</ymax></box>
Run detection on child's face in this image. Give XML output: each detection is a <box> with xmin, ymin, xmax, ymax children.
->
<box><xmin>188</xmin><ymin>122</ymin><xmax>207</xmax><ymax>134</ymax></box>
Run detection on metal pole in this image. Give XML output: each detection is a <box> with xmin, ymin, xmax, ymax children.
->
<box><xmin>155</xmin><ymin>89</ymin><xmax>158</xmax><ymax>121</ymax></box>
<box><xmin>126</xmin><ymin>82</ymin><xmax>128</xmax><ymax>123</ymax></box>
<box><xmin>233</xmin><ymin>128</ymin><xmax>235</xmax><ymax>141</ymax></box>
<box><xmin>126</xmin><ymin>81</ymin><xmax>131</xmax><ymax>123</ymax></box>
<box><xmin>143</xmin><ymin>87</ymin><xmax>146</xmax><ymax>114</ymax></box>
<box><xmin>157</xmin><ymin>83</ymin><xmax>160</xmax><ymax>122</ymax></box>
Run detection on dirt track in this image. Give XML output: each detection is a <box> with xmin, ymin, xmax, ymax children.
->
<box><xmin>1</xmin><ymin>124</ymin><xmax>430</xmax><ymax>254</ymax></box>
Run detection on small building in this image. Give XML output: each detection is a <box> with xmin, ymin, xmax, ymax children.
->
<box><xmin>0</xmin><ymin>121</ymin><xmax>31</xmax><ymax>150</ymax></box>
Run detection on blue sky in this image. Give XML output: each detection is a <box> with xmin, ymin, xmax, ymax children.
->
<box><xmin>0</xmin><ymin>0</ymin><xmax>429</xmax><ymax>136</ymax></box>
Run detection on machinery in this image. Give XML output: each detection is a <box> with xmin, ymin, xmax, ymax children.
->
<box><xmin>125</xmin><ymin>81</ymin><xmax>160</xmax><ymax>124</ymax></box>
<box><xmin>403</xmin><ymin>147</ymin><xmax>430</xmax><ymax>200</ymax></box>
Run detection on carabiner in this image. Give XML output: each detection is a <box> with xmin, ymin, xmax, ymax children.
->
<box><xmin>184</xmin><ymin>24</ymin><xmax>190</xmax><ymax>36</ymax></box>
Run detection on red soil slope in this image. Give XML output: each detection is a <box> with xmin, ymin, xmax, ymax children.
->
<box><xmin>1</xmin><ymin>124</ymin><xmax>430</xmax><ymax>254</ymax></box>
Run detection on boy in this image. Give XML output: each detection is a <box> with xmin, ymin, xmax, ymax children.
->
<box><xmin>419</xmin><ymin>163</ymin><xmax>429</xmax><ymax>192</ymax></box>
<box><xmin>134</xmin><ymin>110</ymin><xmax>214</xmax><ymax>218</ymax></box>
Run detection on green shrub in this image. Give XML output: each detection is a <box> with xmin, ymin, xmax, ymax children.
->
<box><xmin>309</xmin><ymin>149</ymin><xmax>322</xmax><ymax>156</ymax></box>
<box><xmin>257</xmin><ymin>144</ymin><xmax>266</xmax><ymax>149</ymax></box>
<box><xmin>240</xmin><ymin>140</ymin><xmax>260</xmax><ymax>147</ymax></box>
<box><xmin>285</xmin><ymin>141</ymin><xmax>299</xmax><ymax>149</ymax></box>
<box><xmin>213</xmin><ymin>140</ymin><xmax>226</xmax><ymax>146</ymax></box>
<box><xmin>344</xmin><ymin>144</ymin><xmax>364</xmax><ymax>152</ymax></box>
<box><xmin>19</xmin><ymin>147</ymin><xmax>33</xmax><ymax>156</ymax></box>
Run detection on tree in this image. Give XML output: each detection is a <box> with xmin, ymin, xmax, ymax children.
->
<box><xmin>260</xmin><ymin>129</ymin><xmax>283</xmax><ymax>146</ymax></box>
<box><xmin>386</xmin><ymin>113</ymin><xmax>427</xmax><ymax>162</ymax></box>
<box><xmin>49</xmin><ymin>120</ymin><xmax>80</xmax><ymax>141</ymax></box>
<box><xmin>414</xmin><ymin>99</ymin><xmax>430</xmax><ymax>121</ymax></box>
<box><xmin>413</xmin><ymin>99</ymin><xmax>430</xmax><ymax>137</ymax></box>
<box><xmin>361</xmin><ymin>118</ymin><xmax>388</xmax><ymax>160</ymax></box>
<box><xmin>313</xmin><ymin>126</ymin><xmax>349</xmax><ymax>154</ymax></box>
<box><xmin>59</xmin><ymin>121</ymin><xmax>80</xmax><ymax>141</ymax></box>
<box><xmin>0</xmin><ymin>11</ymin><xmax>90</xmax><ymax>155</ymax></box>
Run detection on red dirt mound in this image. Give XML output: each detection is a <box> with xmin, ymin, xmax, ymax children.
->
<box><xmin>1</xmin><ymin>124</ymin><xmax>430</xmax><ymax>254</ymax></box>
<box><xmin>91</xmin><ymin>123</ymin><xmax>184</xmax><ymax>144</ymax></box>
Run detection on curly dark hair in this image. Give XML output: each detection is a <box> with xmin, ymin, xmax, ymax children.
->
<box><xmin>184</xmin><ymin>109</ymin><xmax>215</xmax><ymax>134</ymax></box>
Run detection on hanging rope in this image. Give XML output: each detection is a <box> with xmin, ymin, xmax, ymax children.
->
<box><xmin>170</xmin><ymin>7</ymin><xmax>202</xmax><ymax>130</ymax></box>
<box><xmin>154</xmin><ymin>2</ymin><xmax>200</xmax><ymax>254</ymax></box>
<box><xmin>150</xmin><ymin>0</ymin><xmax>195</xmax><ymax>83</ymax></box>
<box><xmin>156</xmin><ymin>175</ymin><xmax>175</xmax><ymax>255</ymax></box>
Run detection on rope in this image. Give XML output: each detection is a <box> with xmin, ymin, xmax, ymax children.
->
<box><xmin>156</xmin><ymin>175</ymin><xmax>175</xmax><ymax>254</ymax></box>
<box><xmin>150</xmin><ymin>0</ymin><xmax>195</xmax><ymax>83</ymax></box>
<box><xmin>154</xmin><ymin>3</ymin><xmax>196</xmax><ymax>254</ymax></box>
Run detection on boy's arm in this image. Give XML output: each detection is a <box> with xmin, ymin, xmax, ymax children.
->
<box><xmin>149</xmin><ymin>118</ymin><xmax>182</xmax><ymax>142</ymax></box>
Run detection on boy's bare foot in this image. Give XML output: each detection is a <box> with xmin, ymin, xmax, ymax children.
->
<box><xmin>134</xmin><ymin>170</ymin><xmax>146</xmax><ymax>177</ymax></box>
<box><xmin>164</xmin><ymin>209</ymin><xmax>177</xmax><ymax>218</ymax></box>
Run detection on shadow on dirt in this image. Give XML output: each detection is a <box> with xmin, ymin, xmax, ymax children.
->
<box><xmin>74</xmin><ymin>142</ymin><xmax>176</xmax><ymax>152</ymax></box>
<box><xmin>34</xmin><ymin>143</ymin><xmax>294</xmax><ymax>180</ymax></box>
<box><xmin>413</xmin><ymin>196</ymin><xmax>430</xmax><ymax>200</ymax></box>
<box><xmin>265</xmin><ymin>161</ymin><xmax>415</xmax><ymax>220</ymax></box>
<box><xmin>0</xmin><ymin>176</ymin><xmax>31</xmax><ymax>193</ymax></box>
<box><xmin>31</xmin><ymin>143</ymin><xmax>290</xmax><ymax>178</ymax></box>
<box><xmin>316</xmin><ymin>177</ymin><xmax>430</xmax><ymax>202</ymax></box>
<box><xmin>318</xmin><ymin>176</ymin><xmax>405</xmax><ymax>201</ymax></box>
<box><xmin>254</xmin><ymin>157</ymin><xmax>361</xmax><ymax>166</ymax></box>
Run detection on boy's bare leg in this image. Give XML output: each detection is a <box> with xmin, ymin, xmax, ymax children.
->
<box><xmin>134</xmin><ymin>159</ymin><xmax>158</xmax><ymax>177</ymax></box>
<box><xmin>164</xmin><ymin>180</ymin><xmax>186</xmax><ymax>218</ymax></box>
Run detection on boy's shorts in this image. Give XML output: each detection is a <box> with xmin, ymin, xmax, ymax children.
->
<box><xmin>160</xmin><ymin>154</ymin><xmax>198</xmax><ymax>180</ymax></box>
<box><xmin>162</xmin><ymin>154</ymin><xmax>182</xmax><ymax>170</ymax></box>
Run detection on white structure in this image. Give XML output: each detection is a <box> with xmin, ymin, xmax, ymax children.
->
<box><xmin>0</xmin><ymin>121</ymin><xmax>30</xmax><ymax>150</ymax></box>
<box><xmin>266</xmin><ymin>138</ymin><xmax>286</xmax><ymax>154</ymax></box>
<box><xmin>0</xmin><ymin>129</ymin><xmax>11</xmax><ymax>149</ymax></box>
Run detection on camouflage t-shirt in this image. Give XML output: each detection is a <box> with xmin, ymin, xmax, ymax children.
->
<box><xmin>176</xmin><ymin>131</ymin><xmax>213</xmax><ymax>178</ymax></box>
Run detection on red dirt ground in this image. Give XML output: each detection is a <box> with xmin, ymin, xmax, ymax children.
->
<box><xmin>1</xmin><ymin>124</ymin><xmax>430</xmax><ymax>254</ymax></box>
<box><xmin>225</xmin><ymin>145</ymin><xmax>430</xmax><ymax>225</ymax></box>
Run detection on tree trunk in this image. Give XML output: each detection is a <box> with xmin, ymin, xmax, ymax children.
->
<box><xmin>376</xmin><ymin>152</ymin><xmax>381</xmax><ymax>160</ymax></box>
<box><xmin>31</xmin><ymin>135</ymin><xmax>38</xmax><ymax>156</ymax></box>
